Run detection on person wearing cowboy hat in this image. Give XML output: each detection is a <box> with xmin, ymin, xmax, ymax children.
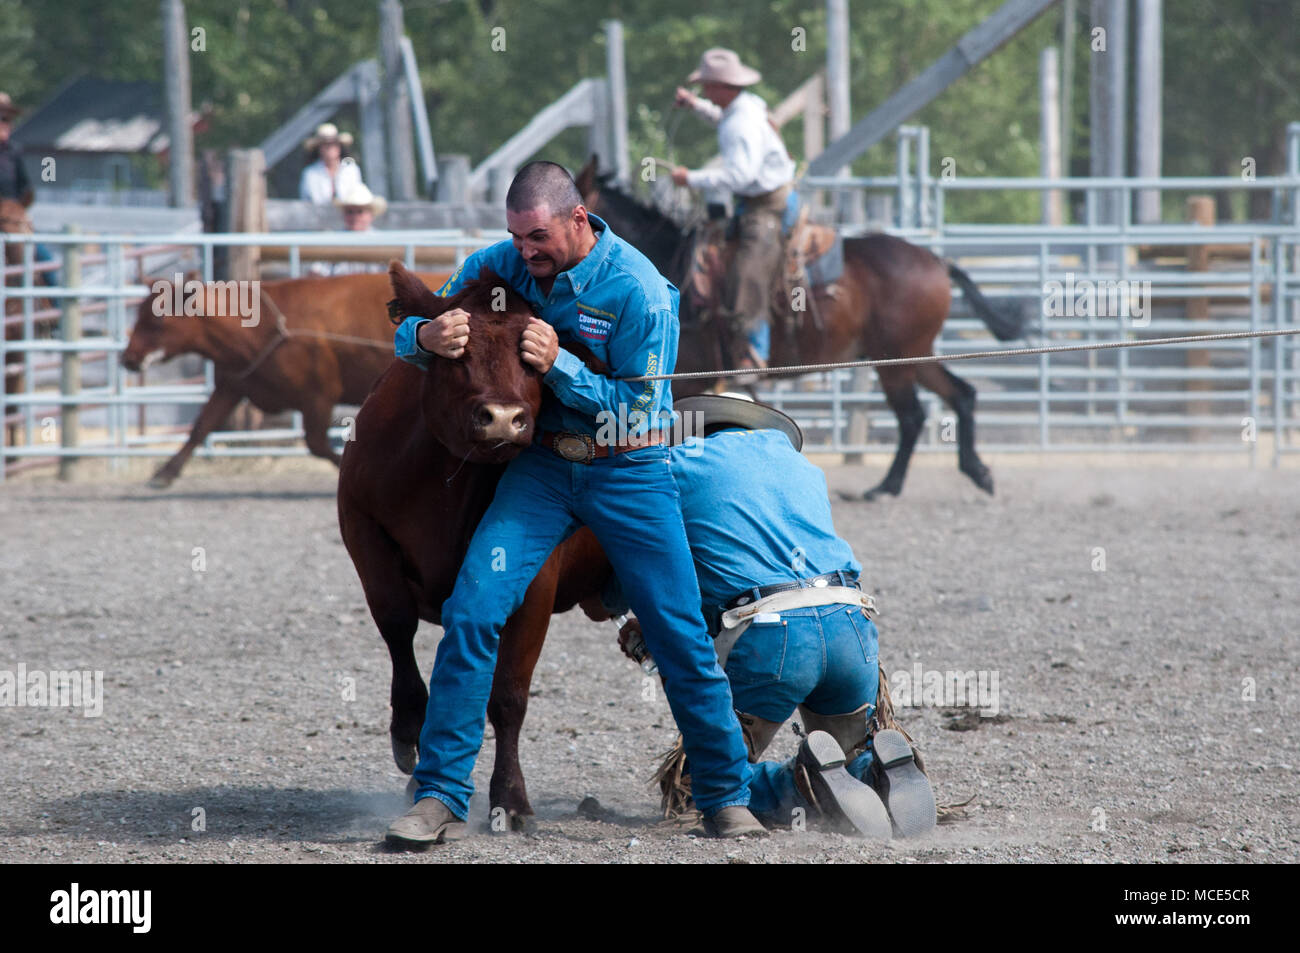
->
<box><xmin>0</xmin><ymin>92</ymin><xmax>34</xmax><ymax>206</ymax></box>
<box><xmin>603</xmin><ymin>394</ymin><xmax>937</xmax><ymax>839</ymax></box>
<box><xmin>298</xmin><ymin>122</ymin><xmax>364</xmax><ymax>205</ymax></box>
<box><xmin>309</xmin><ymin>182</ymin><xmax>389</xmax><ymax>276</ymax></box>
<box><xmin>671</xmin><ymin>50</ymin><xmax>796</xmax><ymax>375</ymax></box>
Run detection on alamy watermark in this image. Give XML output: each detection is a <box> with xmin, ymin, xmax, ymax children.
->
<box><xmin>594</xmin><ymin>405</ymin><xmax>707</xmax><ymax>456</ymax></box>
<box><xmin>0</xmin><ymin>664</ymin><xmax>103</xmax><ymax>717</ymax></box>
<box><xmin>152</xmin><ymin>272</ymin><xmax>261</xmax><ymax>327</ymax></box>
<box><xmin>887</xmin><ymin>663</ymin><xmax>1000</xmax><ymax>717</ymax></box>
<box><xmin>1042</xmin><ymin>272</ymin><xmax>1152</xmax><ymax>326</ymax></box>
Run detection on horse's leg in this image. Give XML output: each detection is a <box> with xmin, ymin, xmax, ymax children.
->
<box><xmin>916</xmin><ymin>363</ymin><xmax>994</xmax><ymax>494</ymax></box>
<box><xmin>149</xmin><ymin>384</ymin><xmax>243</xmax><ymax>488</ymax></box>
<box><xmin>487</xmin><ymin>562</ymin><xmax>557</xmax><ymax>828</ymax></box>
<box><xmin>337</xmin><ymin>502</ymin><xmax>426</xmax><ymax>774</ymax></box>
<box><xmin>300</xmin><ymin>401</ymin><xmax>342</xmax><ymax>467</ymax></box>
<box><xmin>857</xmin><ymin>366</ymin><xmax>925</xmax><ymax>501</ymax></box>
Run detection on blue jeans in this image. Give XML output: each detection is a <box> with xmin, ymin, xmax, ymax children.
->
<box><xmin>725</xmin><ymin>603</ymin><xmax>880</xmax><ymax>820</ymax></box>
<box><xmin>412</xmin><ymin>441</ymin><xmax>752</xmax><ymax>818</ymax></box>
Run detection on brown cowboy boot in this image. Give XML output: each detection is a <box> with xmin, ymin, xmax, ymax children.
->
<box><xmin>385</xmin><ymin>796</ymin><xmax>467</xmax><ymax>848</ymax></box>
<box><xmin>703</xmin><ymin>805</ymin><xmax>768</xmax><ymax>839</ymax></box>
<box><xmin>793</xmin><ymin>730</ymin><xmax>892</xmax><ymax>839</ymax></box>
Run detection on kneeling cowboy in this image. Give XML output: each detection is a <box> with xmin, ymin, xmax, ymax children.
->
<box><xmin>671</xmin><ymin>49</ymin><xmax>795</xmax><ymax>373</ymax></box>
<box><xmin>608</xmin><ymin>395</ymin><xmax>936</xmax><ymax>838</ymax></box>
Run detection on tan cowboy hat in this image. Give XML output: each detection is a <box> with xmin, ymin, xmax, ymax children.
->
<box><xmin>675</xmin><ymin>393</ymin><xmax>803</xmax><ymax>451</ymax></box>
<box><xmin>687</xmin><ymin>48</ymin><xmax>761</xmax><ymax>87</ymax></box>
<box><xmin>304</xmin><ymin>122</ymin><xmax>354</xmax><ymax>151</ymax></box>
<box><xmin>334</xmin><ymin>182</ymin><xmax>388</xmax><ymax>217</ymax></box>
<box><xmin>0</xmin><ymin>92</ymin><xmax>22</xmax><ymax>121</ymax></box>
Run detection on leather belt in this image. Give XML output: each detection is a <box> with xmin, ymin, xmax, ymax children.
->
<box><xmin>540</xmin><ymin>428</ymin><xmax>666</xmax><ymax>464</ymax></box>
<box><xmin>723</xmin><ymin>570</ymin><xmax>859</xmax><ymax>612</ymax></box>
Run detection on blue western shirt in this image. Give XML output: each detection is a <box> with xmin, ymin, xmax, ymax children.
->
<box><xmin>669</xmin><ymin>428</ymin><xmax>861</xmax><ymax>607</ymax></box>
<box><xmin>393</xmin><ymin>213</ymin><xmax>677</xmax><ymax>439</ymax></box>
<box><xmin>602</xmin><ymin>427</ymin><xmax>861</xmax><ymax>612</ymax></box>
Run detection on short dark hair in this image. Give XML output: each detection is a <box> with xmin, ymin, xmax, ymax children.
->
<box><xmin>506</xmin><ymin>161</ymin><xmax>583</xmax><ymax>218</ymax></box>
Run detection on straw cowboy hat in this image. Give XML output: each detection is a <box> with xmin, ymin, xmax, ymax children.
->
<box><xmin>686</xmin><ymin>48</ymin><xmax>762</xmax><ymax>87</ymax></box>
<box><xmin>334</xmin><ymin>181</ymin><xmax>388</xmax><ymax>217</ymax></box>
<box><xmin>0</xmin><ymin>92</ymin><xmax>22</xmax><ymax>121</ymax></box>
<box><xmin>304</xmin><ymin>122</ymin><xmax>354</xmax><ymax>152</ymax></box>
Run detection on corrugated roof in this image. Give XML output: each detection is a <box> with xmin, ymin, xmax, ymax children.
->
<box><xmin>12</xmin><ymin>76</ymin><xmax>172</xmax><ymax>154</ymax></box>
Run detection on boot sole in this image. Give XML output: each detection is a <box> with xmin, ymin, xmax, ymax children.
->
<box><xmin>801</xmin><ymin>731</ymin><xmax>892</xmax><ymax>840</ymax></box>
<box><xmin>385</xmin><ymin>821</ymin><xmax>466</xmax><ymax>849</ymax></box>
<box><xmin>872</xmin><ymin>729</ymin><xmax>937</xmax><ymax>838</ymax></box>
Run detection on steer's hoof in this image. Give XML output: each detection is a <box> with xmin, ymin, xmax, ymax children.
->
<box><xmin>147</xmin><ymin>472</ymin><xmax>175</xmax><ymax>490</ymax></box>
<box><xmin>392</xmin><ymin>737</ymin><xmax>418</xmax><ymax>775</ymax></box>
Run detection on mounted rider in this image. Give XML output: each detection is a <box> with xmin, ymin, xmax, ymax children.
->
<box><xmin>671</xmin><ymin>49</ymin><xmax>796</xmax><ymax>375</ymax></box>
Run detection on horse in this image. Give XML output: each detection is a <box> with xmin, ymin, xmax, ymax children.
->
<box><xmin>121</xmin><ymin>270</ymin><xmax>446</xmax><ymax>488</ymax></box>
<box><xmin>337</xmin><ymin>263</ymin><xmax>613</xmax><ymax>823</ymax></box>
<box><xmin>574</xmin><ymin>160</ymin><xmax>1025</xmax><ymax>500</ymax></box>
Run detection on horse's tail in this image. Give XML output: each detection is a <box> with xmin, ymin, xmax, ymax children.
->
<box><xmin>947</xmin><ymin>263</ymin><xmax>1024</xmax><ymax>342</ymax></box>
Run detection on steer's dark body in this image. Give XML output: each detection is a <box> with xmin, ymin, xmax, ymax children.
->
<box><xmin>337</xmin><ymin>264</ymin><xmax>612</xmax><ymax>820</ymax></box>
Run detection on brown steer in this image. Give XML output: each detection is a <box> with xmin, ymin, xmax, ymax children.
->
<box><xmin>338</xmin><ymin>263</ymin><xmax>613</xmax><ymax>823</ymax></box>
<box><xmin>121</xmin><ymin>271</ymin><xmax>446</xmax><ymax>488</ymax></box>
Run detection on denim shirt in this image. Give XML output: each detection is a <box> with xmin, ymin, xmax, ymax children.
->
<box><xmin>602</xmin><ymin>427</ymin><xmax>861</xmax><ymax>612</ymax></box>
<box><xmin>393</xmin><ymin>214</ymin><xmax>678</xmax><ymax>439</ymax></box>
<box><xmin>669</xmin><ymin>428</ymin><xmax>860</xmax><ymax>607</ymax></box>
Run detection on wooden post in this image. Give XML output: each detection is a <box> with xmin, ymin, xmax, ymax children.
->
<box><xmin>826</xmin><ymin>0</ymin><xmax>863</xmax><ymax>224</ymax></box>
<box><xmin>226</xmin><ymin>149</ymin><xmax>266</xmax><ymax>433</ymax></box>
<box><xmin>1186</xmin><ymin>195</ymin><xmax>1214</xmax><ymax>437</ymax></box>
<box><xmin>604</xmin><ymin>20</ymin><xmax>629</xmax><ymax>186</ymax></box>
<box><xmin>1060</xmin><ymin>0</ymin><xmax>1076</xmax><ymax>177</ymax></box>
<box><xmin>805</xmin><ymin>73</ymin><xmax>827</xmax><ymax>219</ymax></box>
<box><xmin>435</xmin><ymin>154</ymin><xmax>470</xmax><ymax>205</ymax></box>
<box><xmin>357</xmin><ymin>59</ymin><xmax>389</xmax><ymax>199</ymax></box>
<box><xmin>59</xmin><ymin>226</ymin><xmax>82</xmax><ymax>480</ymax></box>
<box><xmin>379</xmin><ymin>0</ymin><xmax>416</xmax><ymax>200</ymax></box>
<box><xmin>1134</xmin><ymin>0</ymin><xmax>1163</xmax><ymax>224</ymax></box>
<box><xmin>161</xmin><ymin>0</ymin><xmax>195</xmax><ymax>206</ymax></box>
<box><xmin>1040</xmin><ymin>46</ymin><xmax>1063</xmax><ymax>225</ymax></box>
<box><xmin>226</xmin><ymin>149</ymin><xmax>266</xmax><ymax>280</ymax></box>
<box><xmin>843</xmin><ymin>367</ymin><xmax>872</xmax><ymax>464</ymax></box>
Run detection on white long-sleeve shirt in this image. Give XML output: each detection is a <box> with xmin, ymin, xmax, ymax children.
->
<box><xmin>298</xmin><ymin>157</ymin><xmax>364</xmax><ymax>204</ymax></box>
<box><xmin>685</xmin><ymin>92</ymin><xmax>795</xmax><ymax>198</ymax></box>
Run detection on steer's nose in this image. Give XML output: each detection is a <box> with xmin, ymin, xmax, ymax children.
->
<box><xmin>474</xmin><ymin>402</ymin><xmax>529</xmax><ymax>442</ymax></box>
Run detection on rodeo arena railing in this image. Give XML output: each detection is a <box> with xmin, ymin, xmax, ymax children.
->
<box><xmin>3</xmin><ymin>167</ymin><xmax>1300</xmax><ymax>482</ymax></box>
<box><xmin>0</xmin><ymin>230</ymin><xmax>501</xmax><ymax>482</ymax></box>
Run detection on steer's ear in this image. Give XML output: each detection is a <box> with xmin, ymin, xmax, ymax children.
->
<box><xmin>387</xmin><ymin>260</ymin><xmax>444</xmax><ymax>325</ymax></box>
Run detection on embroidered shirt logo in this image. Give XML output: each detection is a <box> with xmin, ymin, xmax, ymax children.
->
<box><xmin>577</xmin><ymin>311</ymin><xmax>613</xmax><ymax>342</ymax></box>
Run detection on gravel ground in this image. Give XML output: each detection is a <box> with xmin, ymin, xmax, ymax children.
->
<box><xmin>1</xmin><ymin>457</ymin><xmax>1296</xmax><ymax>864</ymax></box>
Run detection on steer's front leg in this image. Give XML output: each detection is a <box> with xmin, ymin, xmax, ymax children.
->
<box><xmin>487</xmin><ymin>561</ymin><xmax>558</xmax><ymax>828</ymax></box>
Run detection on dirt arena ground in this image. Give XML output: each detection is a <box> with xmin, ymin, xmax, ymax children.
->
<box><xmin>2</xmin><ymin>455</ymin><xmax>1296</xmax><ymax>864</ymax></box>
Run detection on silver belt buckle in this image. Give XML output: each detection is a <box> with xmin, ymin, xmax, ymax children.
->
<box><xmin>553</xmin><ymin>432</ymin><xmax>595</xmax><ymax>464</ymax></box>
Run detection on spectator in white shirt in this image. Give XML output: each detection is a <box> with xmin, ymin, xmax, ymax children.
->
<box><xmin>672</xmin><ymin>49</ymin><xmax>796</xmax><ymax>372</ymax></box>
<box><xmin>309</xmin><ymin>182</ymin><xmax>388</xmax><ymax>277</ymax></box>
<box><xmin>299</xmin><ymin>122</ymin><xmax>364</xmax><ymax>205</ymax></box>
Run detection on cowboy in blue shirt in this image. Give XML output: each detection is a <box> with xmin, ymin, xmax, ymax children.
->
<box><xmin>609</xmin><ymin>395</ymin><xmax>937</xmax><ymax>838</ymax></box>
<box><xmin>385</xmin><ymin>161</ymin><xmax>760</xmax><ymax>845</ymax></box>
